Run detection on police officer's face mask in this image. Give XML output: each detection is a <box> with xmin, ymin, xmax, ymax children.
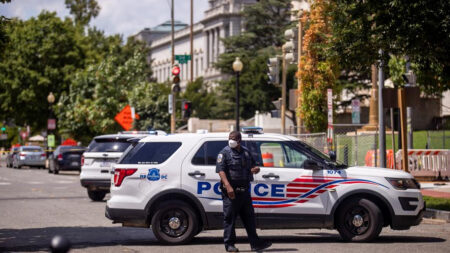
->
<box><xmin>228</xmin><ymin>139</ymin><xmax>238</xmax><ymax>148</ymax></box>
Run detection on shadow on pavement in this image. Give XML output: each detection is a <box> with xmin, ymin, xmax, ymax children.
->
<box><xmin>0</xmin><ymin>227</ymin><xmax>446</xmax><ymax>252</ymax></box>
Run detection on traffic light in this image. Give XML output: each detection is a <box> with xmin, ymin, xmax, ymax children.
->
<box><xmin>182</xmin><ymin>101</ymin><xmax>192</xmax><ymax>119</ymax></box>
<box><xmin>267</xmin><ymin>57</ymin><xmax>280</xmax><ymax>84</ymax></box>
<box><xmin>284</xmin><ymin>27</ymin><xmax>298</xmax><ymax>64</ymax></box>
<box><xmin>172</xmin><ymin>64</ymin><xmax>181</xmax><ymax>92</ymax></box>
<box><xmin>1</xmin><ymin>126</ymin><xmax>5</xmax><ymax>132</ymax></box>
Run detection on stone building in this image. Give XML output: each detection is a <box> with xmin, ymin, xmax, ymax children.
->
<box><xmin>134</xmin><ymin>0</ymin><xmax>258</xmax><ymax>88</ymax></box>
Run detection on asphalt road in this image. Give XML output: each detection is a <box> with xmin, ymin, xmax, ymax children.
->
<box><xmin>0</xmin><ymin>163</ymin><xmax>449</xmax><ymax>253</ymax></box>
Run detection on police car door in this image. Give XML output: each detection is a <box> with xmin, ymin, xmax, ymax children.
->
<box><xmin>181</xmin><ymin>139</ymin><xmax>227</xmax><ymax>227</ymax></box>
<box><xmin>250</xmin><ymin>140</ymin><xmax>330</xmax><ymax>229</ymax></box>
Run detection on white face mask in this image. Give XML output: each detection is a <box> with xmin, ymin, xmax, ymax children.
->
<box><xmin>228</xmin><ymin>139</ymin><xmax>238</xmax><ymax>148</ymax></box>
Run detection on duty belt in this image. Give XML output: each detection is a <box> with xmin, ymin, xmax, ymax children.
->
<box><xmin>234</xmin><ymin>186</ymin><xmax>248</xmax><ymax>193</ymax></box>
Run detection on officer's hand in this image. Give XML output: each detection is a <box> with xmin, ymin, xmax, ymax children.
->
<box><xmin>251</xmin><ymin>166</ymin><xmax>260</xmax><ymax>174</ymax></box>
<box><xmin>226</xmin><ymin>185</ymin><xmax>235</xmax><ymax>199</ymax></box>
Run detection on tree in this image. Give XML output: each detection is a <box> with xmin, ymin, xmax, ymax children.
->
<box><xmin>65</xmin><ymin>0</ymin><xmax>100</xmax><ymax>26</ymax></box>
<box><xmin>55</xmin><ymin>50</ymin><xmax>152</xmax><ymax>143</ymax></box>
<box><xmin>0</xmin><ymin>11</ymin><xmax>83</xmax><ymax>129</ymax></box>
<box><xmin>329</xmin><ymin>0</ymin><xmax>450</xmax><ymax>94</ymax></box>
<box><xmin>181</xmin><ymin>78</ymin><xmax>219</xmax><ymax>119</ymax></box>
<box><xmin>298</xmin><ymin>0</ymin><xmax>338</xmax><ymax>132</ymax></box>
<box><xmin>215</xmin><ymin>0</ymin><xmax>292</xmax><ymax>120</ymax></box>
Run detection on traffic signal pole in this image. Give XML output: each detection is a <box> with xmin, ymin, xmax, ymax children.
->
<box><xmin>281</xmin><ymin>46</ymin><xmax>287</xmax><ymax>135</ymax></box>
<box><xmin>297</xmin><ymin>11</ymin><xmax>303</xmax><ymax>135</ymax></box>
<box><xmin>170</xmin><ymin>0</ymin><xmax>176</xmax><ymax>133</ymax></box>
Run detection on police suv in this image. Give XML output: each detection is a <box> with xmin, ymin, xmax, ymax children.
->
<box><xmin>106</xmin><ymin>128</ymin><xmax>424</xmax><ymax>244</ymax></box>
<box><xmin>80</xmin><ymin>131</ymin><xmax>165</xmax><ymax>201</ymax></box>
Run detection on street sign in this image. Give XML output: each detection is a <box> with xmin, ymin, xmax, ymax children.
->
<box><xmin>168</xmin><ymin>94</ymin><xmax>173</xmax><ymax>114</ymax></box>
<box><xmin>351</xmin><ymin>99</ymin><xmax>360</xmax><ymax>124</ymax></box>
<box><xmin>175</xmin><ymin>54</ymin><xmax>191</xmax><ymax>64</ymax></box>
<box><xmin>47</xmin><ymin>134</ymin><xmax>55</xmax><ymax>148</ymax></box>
<box><xmin>47</xmin><ymin>119</ymin><xmax>56</xmax><ymax>130</ymax></box>
<box><xmin>114</xmin><ymin>105</ymin><xmax>140</xmax><ymax>131</ymax></box>
<box><xmin>327</xmin><ymin>89</ymin><xmax>333</xmax><ymax>125</ymax></box>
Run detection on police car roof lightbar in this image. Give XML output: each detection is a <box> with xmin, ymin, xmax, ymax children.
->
<box><xmin>241</xmin><ymin>127</ymin><xmax>264</xmax><ymax>134</ymax></box>
<box><xmin>119</xmin><ymin>130</ymin><xmax>168</xmax><ymax>136</ymax></box>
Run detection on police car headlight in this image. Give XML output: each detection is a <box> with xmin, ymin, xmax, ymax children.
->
<box><xmin>386</xmin><ymin>178</ymin><xmax>420</xmax><ymax>190</ymax></box>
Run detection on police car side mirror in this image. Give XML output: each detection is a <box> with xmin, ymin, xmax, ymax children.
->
<box><xmin>303</xmin><ymin>159</ymin><xmax>321</xmax><ymax>170</ymax></box>
<box><xmin>328</xmin><ymin>151</ymin><xmax>336</xmax><ymax>162</ymax></box>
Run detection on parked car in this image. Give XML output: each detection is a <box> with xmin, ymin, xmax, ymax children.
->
<box><xmin>6</xmin><ymin>146</ymin><xmax>20</xmax><ymax>168</ymax></box>
<box><xmin>48</xmin><ymin>146</ymin><xmax>86</xmax><ymax>174</ymax></box>
<box><xmin>12</xmin><ymin>146</ymin><xmax>46</xmax><ymax>169</ymax></box>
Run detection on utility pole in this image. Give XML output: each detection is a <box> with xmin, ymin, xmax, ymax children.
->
<box><xmin>190</xmin><ymin>0</ymin><xmax>194</xmax><ymax>83</ymax></box>
<box><xmin>170</xmin><ymin>0</ymin><xmax>176</xmax><ymax>133</ymax></box>
<box><xmin>281</xmin><ymin>46</ymin><xmax>287</xmax><ymax>135</ymax></box>
<box><xmin>398</xmin><ymin>88</ymin><xmax>408</xmax><ymax>172</ymax></box>
<box><xmin>378</xmin><ymin>49</ymin><xmax>386</xmax><ymax>167</ymax></box>
<box><xmin>296</xmin><ymin>11</ymin><xmax>303</xmax><ymax>135</ymax></box>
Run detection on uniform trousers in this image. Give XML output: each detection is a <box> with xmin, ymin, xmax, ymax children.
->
<box><xmin>222</xmin><ymin>187</ymin><xmax>260</xmax><ymax>248</ymax></box>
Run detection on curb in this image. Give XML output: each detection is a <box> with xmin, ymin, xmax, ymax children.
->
<box><xmin>424</xmin><ymin>208</ymin><xmax>450</xmax><ymax>222</ymax></box>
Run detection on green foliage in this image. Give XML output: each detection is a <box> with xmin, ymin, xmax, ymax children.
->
<box><xmin>65</xmin><ymin>0</ymin><xmax>100</xmax><ymax>26</ymax></box>
<box><xmin>181</xmin><ymin>78</ymin><xmax>220</xmax><ymax>119</ymax></box>
<box><xmin>329</xmin><ymin>0</ymin><xmax>450</xmax><ymax>94</ymax></box>
<box><xmin>130</xmin><ymin>82</ymin><xmax>171</xmax><ymax>132</ymax></box>
<box><xmin>0</xmin><ymin>12</ymin><xmax>83</xmax><ymax>129</ymax></box>
<box><xmin>215</xmin><ymin>0</ymin><xmax>292</xmax><ymax>119</ymax></box>
<box><xmin>423</xmin><ymin>196</ymin><xmax>450</xmax><ymax>211</ymax></box>
<box><xmin>55</xmin><ymin>50</ymin><xmax>153</xmax><ymax>143</ymax></box>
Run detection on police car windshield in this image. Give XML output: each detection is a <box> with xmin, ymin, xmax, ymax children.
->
<box><xmin>87</xmin><ymin>138</ymin><xmax>131</xmax><ymax>152</ymax></box>
<box><xmin>290</xmin><ymin>141</ymin><xmax>346</xmax><ymax>167</ymax></box>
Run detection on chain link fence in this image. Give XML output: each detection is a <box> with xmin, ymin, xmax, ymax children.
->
<box><xmin>332</xmin><ymin>124</ymin><xmax>378</xmax><ymax>166</ymax></box>
<box><xmin>289</xmin><ymin>124</ymin><xmax>379</xmax><ymax>167</ymax></box>
<box><xmin>426</xmin><ymin>130</ymin><xmax>450</xmax><ymax>149</ymax></box>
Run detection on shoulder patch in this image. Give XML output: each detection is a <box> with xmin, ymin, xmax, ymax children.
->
<box><xmin>217</xmin><ymin>153</ymin><xmax>223</xmax><ymax>163</ymax></box>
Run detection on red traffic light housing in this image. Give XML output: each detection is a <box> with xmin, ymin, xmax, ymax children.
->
<box><xmin>182</xmin><ymin>101</ymin><xmax>192</xmax><ymax>119</ymax></box>
<box><xmin>172</xmin><ymin>65</ymin><xmax>180</xmax><ymax>84</ymax></box>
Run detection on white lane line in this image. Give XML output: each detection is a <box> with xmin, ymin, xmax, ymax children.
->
<box><xmin>55</xmin><ymin>181</ymin><xmax>75</xmax><ymax>184</ymax></box>
<box><xmin>0</xmin><ymin>182</ymin><xmax>11</xmax><ymax>185</ymax></box>
<box><xmin>28</xmin><ymin>181</ymin><xmax>44</xmax><ymax>185</ymax></box>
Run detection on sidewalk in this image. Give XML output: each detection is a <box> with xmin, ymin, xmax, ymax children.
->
<box><xmin>420</xmin><ymin>182</ymin><xmax>450</xmax><ymax>199</ymax></box>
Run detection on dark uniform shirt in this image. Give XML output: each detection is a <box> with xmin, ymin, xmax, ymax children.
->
<box><xmin>216</xmin><ymin>145</ymin><xmax>255</xmax><ymax>186</ymax></box>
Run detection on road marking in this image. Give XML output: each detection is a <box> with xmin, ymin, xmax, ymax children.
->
<box><xmin>55</xmin><ymin>181</ymin><xmax>74</xmax><ymax>184</ymax></box>
<box><xmin>0</xmin><ymin>182</ymin><xmax>11</xmax><ymax>185</ymax></box>
<box><xmin>28</xmin><ymin>181</ymin><xmax>44</xmax><ymax>185</ymax></box>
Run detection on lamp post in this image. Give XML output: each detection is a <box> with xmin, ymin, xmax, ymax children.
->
<box><xmin>47</xmin><ymin>92</ymin><xmax>55</xmax><ymax>155</ymax></box>
<box><xmin>232</xmin><ymin>57</ymin><xmax>243</xmax><ymax>132</ymax></box>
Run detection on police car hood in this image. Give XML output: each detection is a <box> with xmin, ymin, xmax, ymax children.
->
<box><xmin>345</xmin><ymin>166</ymin><xmax>414</xmax><ymax>179</ymax></box>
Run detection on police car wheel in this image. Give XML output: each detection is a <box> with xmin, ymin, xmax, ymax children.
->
<box><xmin>336</xmin><ymin>198</ymin><xmax>383</xmax><ymax>242</ymax></box>
<box><xmin>87</xmin><ymin>190</ymin><xmax>106</xmax><ymax>201</ymax></box>
<box><xmin>151</xmin><ymin>200</ymin><xmax>198</xmax><ymax>245</ymax></box>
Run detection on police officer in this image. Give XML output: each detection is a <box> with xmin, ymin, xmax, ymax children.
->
<box><xmin>216</xmin><ymin>131</ymin><xmax>272</xmax><ymax>252</ymax></box>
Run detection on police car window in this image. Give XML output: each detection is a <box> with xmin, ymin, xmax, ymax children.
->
<box><xmin>257</xmin><ymin>141</ymin><xmax>308</xmax><ymax>168</ymax></box>
<box><xmin>87</xmin><ymin>138</ymin><xmax>131</xmax><ymax>152</ymax></box>
<box><xmin>119</xmin><ymin>142</ymin><xmax>181</xmax><ymax>164</ymax></box>
<box><xmin>192</xmin><ymin>141</ymin><xmax>227</xmax><ymax>165</ymax></box>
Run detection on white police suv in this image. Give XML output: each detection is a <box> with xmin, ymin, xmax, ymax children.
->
<box><xmin>80</xmin><ymin>131</ymin><xmax>165</xmax><ymax>201</ymax></box>
<box><xmin>106</xmin><ymin>128</ymin><xmax>424</xmax><ymax>244</ymax></box>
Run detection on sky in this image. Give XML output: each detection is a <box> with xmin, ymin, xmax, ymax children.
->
<box><xmin>0</xmin><ymin>0</ymin><xmax>210</xmax><ymax>38</ymax></box>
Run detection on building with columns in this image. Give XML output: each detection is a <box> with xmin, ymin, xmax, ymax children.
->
<box><xmin>134</xmin><ymin>0</ymin><xmax>257</xmax><ymax>88</ymax></box>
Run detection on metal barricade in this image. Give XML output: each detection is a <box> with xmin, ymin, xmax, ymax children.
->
<box><xmin>395</xmin><ymin>149</ymin><xmax>450</xmax><ymax>179</ymax></box>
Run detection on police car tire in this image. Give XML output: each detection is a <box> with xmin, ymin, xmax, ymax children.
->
<box><xmin>336</xmin><ymin>198</ymin><xmax>383</xmax><ymax>242</ymax></box>
<box><xmin>87</xmin><ymin>190</ymin><xmax>106</xmax><ymax>201</ymax></box>
<box><xmin>151</xmin><ymin>200</ymin><xmax>198</xmax><ymax>245</ymax></box>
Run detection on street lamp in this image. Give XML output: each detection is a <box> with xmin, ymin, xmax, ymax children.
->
<box><xmin>232</xmin><ymin>57</ymin><xmax>243</xmax><ymax>131</ymax></box>
<box><xmin>47</xmin><ymin>92</ymin><xmax>55</xmax><ymax>157</ymax></box>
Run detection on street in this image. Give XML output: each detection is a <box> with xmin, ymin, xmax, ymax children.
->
<box><xmin>0</xmin><ymin>165</ymin><xmax>449</xmax><ymax>253</ymax></box>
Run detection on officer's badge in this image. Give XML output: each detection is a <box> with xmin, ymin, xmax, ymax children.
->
<box><xmin>217</xmin><ymin>154</ymin><xmax>223</xmax><ymax>163</ymax></box>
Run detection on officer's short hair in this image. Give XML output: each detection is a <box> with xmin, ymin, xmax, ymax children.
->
<box><xmin>229</xmin><ymin>131</ymin><xmax>241</xmax><ymax>141</ymax></box>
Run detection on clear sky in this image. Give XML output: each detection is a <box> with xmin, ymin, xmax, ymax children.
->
<box><xmin>0</xmin><ymin>0</ymin><xmax>210</xmax><ymax>38</ymax></box>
